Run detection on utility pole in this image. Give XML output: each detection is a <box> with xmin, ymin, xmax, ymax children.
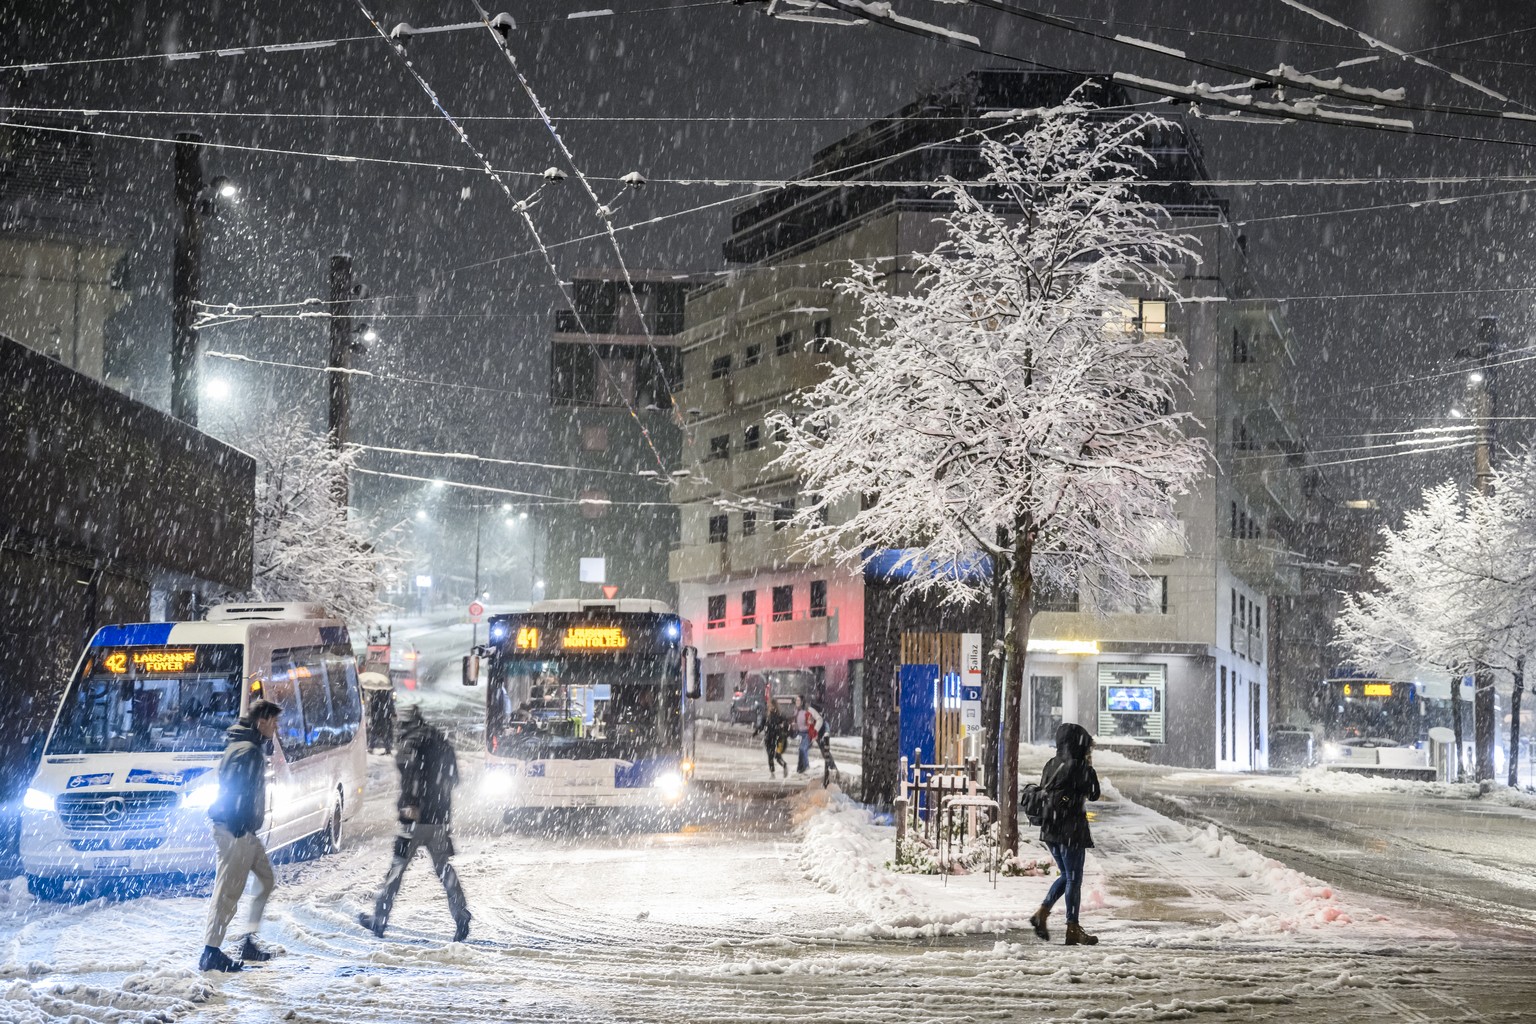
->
<box><xmin>171</xmin><ymin>132</ymin><xmax>205</xmax><ymax>425</ymax></box>
<box><xmin>1464</xmin><ymin>315</ymin><xmax>1499</xmax><ymax>783</ymax></box>
<box><xmin>327</xmin><ymin>253</ymin><xmax>358</xmax><ymax>508</ymax></box>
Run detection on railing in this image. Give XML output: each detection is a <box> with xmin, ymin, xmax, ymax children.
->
<box><xmin>893</xmin><ymin>754</ymin><xmax>999</xmax><ymax>881</ymax></box>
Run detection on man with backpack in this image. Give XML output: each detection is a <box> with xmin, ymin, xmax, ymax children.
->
<box><xmin>1028</xmin><ymin>722</ymin><xmax>1102</xmax><ymax>946</ymax></box>
<box><xmin>359</xmin><ymin>705</ymin><xmax>472</xmax><ymax>941</ymax></box>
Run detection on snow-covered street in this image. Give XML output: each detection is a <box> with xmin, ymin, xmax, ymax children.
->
<box><xmin>7</xmin><ymin>626</ymin><xmax>1536</xmax><ymax>1023</ymax></box>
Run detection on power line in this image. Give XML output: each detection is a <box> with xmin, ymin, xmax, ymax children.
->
<box><xmin>348</xmin><ymin>443</ymin><xmax>663</xmax><ymax>479</ymax></box>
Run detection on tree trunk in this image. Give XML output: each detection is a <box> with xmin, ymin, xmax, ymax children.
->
<box><xmin>1475</xmin><ymin>661</ymin><xmax>1497</xmax><ymax>783</ymax></box>
<box><xmin>981</xmin><ymin>527</ymin><xmax>1009</xmax><ymax>798</ymax></box>
<box><xmin>998</xmin><ymin>518</ymin><xmax>1035</xmax><ymax>856</ymax></box>
<box><xmin>1510</xmin><ymin>657</ymin><xmax>1524</xmax><ymax>789</ymax></box>
<box><xmin>1451</xmin><ymin>673</ymin><xmax>1466</xmax><ymax>781</ymax></box>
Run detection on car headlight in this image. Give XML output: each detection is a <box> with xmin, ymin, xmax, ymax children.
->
<box><xmin>480</xmin><ymin>769</ymin><xmax>516</xmax><ymax>797</ymax></box>
<box><xmin>182</xmin><ymin>781</ymin><xmax>220</xmax><ymax>810</ymax></box>
<box><xmin>23</xmin><ymin>788</ymin><xmax>55</xmax><ymax>813</ymax></box>
<box><xmin>1323</xmin><ymin>742</ymin><xmax>1341</xmax><ymax>760</ymax></box>
<box><xmin>653</xmin><ymin>771</ymin><xmax>686</xmax><ymax>802</ymax></box>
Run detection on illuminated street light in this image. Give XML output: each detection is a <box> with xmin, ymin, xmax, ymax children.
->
<box><xmin>1449</xmin><ymin>408</ymin><xmax>1466</xmax><ymax>418</ymax></box>
<box><xmin>203</xmin><ymin>377</ymin><xmax>231</xmax><ymax>401</ymax></box>
<box><xmin>415</xmin><ymin>509</ymin><xmax>428</xmax><ymax>521</ymax></box>
<box><xmin>519</xmin><ymin>510</ymin><xmax>528</xmax><ymax>520</ymax></box>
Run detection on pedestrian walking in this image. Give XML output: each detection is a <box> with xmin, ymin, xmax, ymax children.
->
<box><xmin>792</xmin><ymin>695</ymin><xmax>815</xmax><ymax>775</ymax></box>
<box><xmin>813</xmin><ymin>710</ymin><xmax>840</xmax><ymax>788</ymax></box>
<box><xmin>359</xmin><ymin>706</ymin><xmax>471</xmax><ymax>941</ymax></box>
<box><xmin>366</xmin><ymin>686</ymin><xmax>396</xmax><ymax>753</ymax></box>
<box><xmin>200</xmin><ymin>698</ymin><xmax>283</xmax><ymax>973</ymax></box>
<box><xmin>752</xmin><ymin>697</ymin><xmax>789</xmax><ymax>777</ymax></box>
<box><xmin>1029</xmin><ymin>722</ymin><xmax>1102</xmax><ymax>946</ymax></box>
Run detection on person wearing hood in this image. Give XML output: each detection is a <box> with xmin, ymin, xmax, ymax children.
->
<box><xmin>359</xmin><ymin>705</ymin><xmax>471</xmax><ymax>941</ymax></box>
<box><xmin>201</xmin><ymin>699</ymin><xmax>284</xmax><ymax>972</ymax></box>
<box><xmin>1029</xmin><ymin>722</ymin><xmax>1102</xmax><ymax>946</ymax></box>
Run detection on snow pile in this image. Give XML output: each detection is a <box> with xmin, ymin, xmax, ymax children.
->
<box><xmin>3</xmin><ymin>976</ymin><xmax>207</xmax><ymax>1023</ymax></box>
<box><xmin>1188</xmin><ymin>824</ymin><xmax>1370</xmax><ymax>934</ymax></box>
<box><xmin>121</xmin><ymin>967</ymin><xmax>215</xmax><ymax>1003</ymax></box>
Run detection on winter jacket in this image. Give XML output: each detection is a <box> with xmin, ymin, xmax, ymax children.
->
<box><xmin>753</xmin><ymin>704</ymin><xmax>789</xmax><ymax>748</ymax></box>
<box><xmin>208</xmin><ymin>720</ymin><xmax>268</xmax><ymax>838</ymax></box>
<box><xmin>396</xmin><ymin>714</ymin><xmax>459</xmax><ymax>825</ymax></box>
<box><xmin>1037</xmin><ymin>722</ymin><xmax>1101</xmax><ymax>848</ymax></box>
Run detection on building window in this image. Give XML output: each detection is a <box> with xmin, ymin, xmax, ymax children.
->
<box><xmin>1220</xmin><ymin>666</ymin><xmax>1228</xmax><ymax>761</ymax></box>
<box><xmin>708</xmin><ymin>435</ymin><xmax>730</xmax><ymax>461</ymax></box>
<box><xmin>1137</xmin><ymin>300</ymin><xmax>1167</xmax><ymax>333</ymax></box>
<box><xmin>775</xmin><ymin>329</ymin><xmax>797</xmax><ymax>357</ymax></box>
<box><xmin>710</xmin><ymin>355</ymin><xmax>732</xmax><ymax>380</ymax></box>
<box><xmin>1232</xmin><ymin>327</ymin><xmax>1250</xmax><ymax>363</ymax></box>
<box><xmin>708</xmin><ymin>514</ymin><xmax>728</xmax><ymax>544</ymax></box>
<box><xmin>744</xmin><ymin>343</ymin><xmax>762</xmax><ymax>368</ymax></box>
<box><xmin>1136</xmin><ymin>576</ymin><xmax>1168</xmax><ymax>614</ymax></box>
<box><xmin>773</xmin><ymin>420</ymin><xmax>790</xmax><ymax>445</ymax></box>
<box><xmin>810</xmin><ymin>580</ymin><xmax>827</xmax><ymax>618</ymax></box>
<box><xmin>744</xmin><ymin>424</ymin><xmax>761</xmax><ymax>451</ymax></box>
<box><xmin>707</xmin><ymin>594</ymin><xmax>726</xmax><ymax>629</ymax></box>
<box><xmin>811</xmin><ymin>317</ymin><xmax>832</xmax><ymax>353</ymax></box>
<box><xmin>581</xmin><ymin>425</ymin><xmax>609</xmax><ymax>452</ymax></box>
<box><xmin>741</xmin><ymin>510</ymin><xmax>757</xmax><ymax>537</ymax></box>
<box><xmin>773</xmin><ymin>498</ymin><xmax>795</xmax><ymax>530</ymax></box>
<box><xmin>1035</xmin><ymin>581</ymin><xmax>1079</xmax><ymax>613</ymax></box>
<box><xmin>741</xmin><ymin>590</ymin><xmax>757</xmax><ymax>626</ymax></box>
<box><xmin>772</xmin><ymin>585</ymin><xmax>794</xmax><ymax>622</ymax></box>
<box><xmin>705</xmin><ymin>672</ymin><xmax>726</xmax><ymax>702</ymax></box>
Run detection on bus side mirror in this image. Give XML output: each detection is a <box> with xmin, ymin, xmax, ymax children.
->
<box><xmin>684</xmin><ymin>647</ymin><xmax>701</xmax><ymax>700</ymax></box>
<box><xmin>462</xmin><ymin>654</ymin><xmax>480</xmax><ymax>687</ymax></box>
<box><xmin>27</xmin><ymin>731</ymin><xmax>44</xmax><ymax>762</ymax></box>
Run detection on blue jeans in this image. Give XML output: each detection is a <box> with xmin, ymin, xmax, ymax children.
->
<box><xmin>797</xmin><ymin>733</ymin><xmax>811</xmax><ymax>773</ymax></box>
<box><xmin>1042</xmin><ymin>842</ymin><xmax>1087</xmax><ymax>923</ymax></box>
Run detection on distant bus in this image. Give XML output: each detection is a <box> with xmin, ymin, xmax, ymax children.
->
<box><xmin>21</xmin><ymin>603</ymin><xmax>366</xmax><ymax>898</ymax></box>
<box><xmin>1317</xmin><ymin>675</ymin><xmax>1470</xmax><ymax>779</ymax></box>
<box><xmin>467</xmin><ymin>599</ymin><xmax>699</xmax><ymax>815</ymax></box>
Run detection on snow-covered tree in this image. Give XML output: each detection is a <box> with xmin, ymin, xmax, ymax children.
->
<box><xmin>1337</xmin><ymin>452</ymin><xmax>1536</xmax><ymax>784</ymax></box>
<box><xmin>242</xmin><ymin>422</ymin><xmax>401</xmax><ymax>626</ymax></box>
<box><xmin>771</xmin><ymin>99</ymin><xmax>1208</xmax><ymax>851</ymax></box>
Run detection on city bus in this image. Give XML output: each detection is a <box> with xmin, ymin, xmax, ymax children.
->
<box><xmin>466</xmin><ymin>599</ymin><xmax>699</xmax><ymax>816</ymax></box>
<box><xmin>1316</xmin><ymin>674</ymin><xmax>1468</xmax><ymax>779</ymax></box>
<box><xmin>20</xmin><ymin>603</ymin><xmax>366</xmax><ymax>898</ymax></box>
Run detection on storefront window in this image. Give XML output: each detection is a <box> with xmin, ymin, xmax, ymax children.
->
<box><xmin>1096</xmin><ymin>663</ymin><xmax>1166</xmax><ymax>742</ymax></box>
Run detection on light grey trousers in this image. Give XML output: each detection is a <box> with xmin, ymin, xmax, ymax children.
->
<box><xmin>204</xmin><ymin>824</ymin><xmax>275</xmax><ymax>947</ymax></box>
<box><xmin>372</xmin><ymin>823</ymin><xmax>469</xmax><ymax>929</ymax></box>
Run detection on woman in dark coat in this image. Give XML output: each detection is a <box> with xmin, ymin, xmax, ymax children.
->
<box><xmin>1030</xmin><ymin>722</ymin><xmax>1102</xmax><ymax>945</ymax></box>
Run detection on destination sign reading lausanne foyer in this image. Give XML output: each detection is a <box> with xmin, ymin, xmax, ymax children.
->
<box><xmin>102</xmin><ymin>649</ymin><xmax>199</xmax><ymax>674</ymax></box>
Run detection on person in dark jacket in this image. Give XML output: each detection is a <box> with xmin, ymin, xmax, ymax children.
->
<box><xmin>359</xmin><ymin>705</ymin><xmax>471</xmax><ymax>941</ymax></box>
<box><xmin>201</xmin><ymin>699</ymin><xmax>283</xmax><ymax>973</ymax></box>
<box><xmin>752</xmin><ymin>697</ymin><xmax>790</xmax><ymax>777</ymax></box>
<box><xmin>366</xmin><ymin>687</ymin><xmax>396</xmax><ymax>753</ymax></box>
<box><xmin>1029</xmin><ymin>722</ymin><xmax>1102</xmax><ymax>946</ymax></box>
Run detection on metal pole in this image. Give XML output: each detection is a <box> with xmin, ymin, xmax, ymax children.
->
<box><xmin>1471</xmin><ymin>316</ymin><xmax>1498</xmax><ymax>783</ymax></box>
<box><xmin>171</xmin><ymin>132</ymin><xmax>204</xmax><ymax>424</ymax></box>
<box><xmin>472</xmin><ymin>504</ymin><xmax>482</xmax><ymax>649</ymax></box>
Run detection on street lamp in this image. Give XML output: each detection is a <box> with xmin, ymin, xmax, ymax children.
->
<box><xmin>170</xmin><ymin>131</ymin><xmax>237</xmax><ymax>426</ymax></box>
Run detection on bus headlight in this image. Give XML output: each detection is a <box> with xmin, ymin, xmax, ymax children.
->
<box><xmin>653</xmin><ymin>771</ymin><xmax>686</xmax><ymax>802</ymax></box>
<box><xmin>23</xmin><ymin>788</ymin><xmax>54</xmax><ymax>813</ymax></box>
<box><xmin>481</xmin><ymin>769</ymin><xmax>517</xmax><ymax>798</ymax></box>
<box><xmin>182</xmin><ymin>781</ymin><xmax>220</xmax><ymax>810</ymax></box>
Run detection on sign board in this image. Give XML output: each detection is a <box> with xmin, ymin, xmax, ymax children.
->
<box><xmin>959</xmin><ymin>633</ymin><xmax>983</xmax><ymax>727</ymax></box>
<box><xmin>601</xmin><ymin>584</ymin><xmax>619</xmax><ymax>600</ymax></box>
<box><xmin>579</xmin><ymin>557</ymin><xmax>606</xmax><ymax>584</ymax></box>
<box><xmin>415</xmin><ymin>574</ymin><xmax>433</xmax><ymax>589</ymax></box>
<box><xmin>467</xmin><ymin>600</ymin><xmax>484</xmax><ymax>623</ymax></box>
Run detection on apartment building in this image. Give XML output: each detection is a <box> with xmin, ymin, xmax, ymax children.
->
<box><xmin>541</xmin><ymin>271</ymin><xmax>692</xmax><ymax>605</ymax></box>
<box><xmin>672</xmin><ymin>69</ymin><xmax>1314</xmax><ymax>767</ymax></box>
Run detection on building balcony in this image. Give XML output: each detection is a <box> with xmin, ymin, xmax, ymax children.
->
<box><xmin>700</xmin><ymin>621</ymin><xmax>761</xmax><ymax>655</ymax></box>
<box><xmin>763</xmin><ymin>609</ymin><xmax>838</xmax><ymax>649</ymax></box>
<box><xmin>670</xmin><ymin>542</ymin><xmax>725</xmax><ymax>583</ymax></box>
<box><xmin>1221</xmin><ymin>537</ymin><xmax>1300</xmax><ymax>596</ymax></box>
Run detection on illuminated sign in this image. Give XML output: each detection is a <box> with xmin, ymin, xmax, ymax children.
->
<box><xmin>104</xmin><ymin>649</ymin><xmax>198</xmax><ymax>673</ymax></box>
<box><xmin>562</xmin><ymin>627</ymin><xmax>628</xmax><ymax>650</ymax></box>
<box><xmin>515</xmin><ymin>627</ymin><xmax>541</xmax><ymax>650</ymax></box>
<box><xmin>1027</xmin><ymin>639</ymin><xmax>1100</xmax><ymax>655</ymax></box>
<box><xmin>1363</xmin><ymin>683</ymin><xmax>1394</xmax><ymax>697</ymax></box>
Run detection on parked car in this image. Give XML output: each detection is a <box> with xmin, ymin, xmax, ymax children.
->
<box><xmin>729</xmin><ymin>669</ymin><xmax>813</xmax><ymax>724</ymax></box>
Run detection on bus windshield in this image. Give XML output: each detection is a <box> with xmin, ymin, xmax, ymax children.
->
<box><xmin>46</xmin><ymin>644</ymin><xmax>245</xmax><ymax>755</ymax></box>
<box><xmin>488</xmin><ymin>652</ymin><xmax>680</xmax><ymax>760</ymax></box>
<box><xmin>1320</xmin><ymin>681</ymin><xmax>1421</xmax><ymax>748</ymax></box>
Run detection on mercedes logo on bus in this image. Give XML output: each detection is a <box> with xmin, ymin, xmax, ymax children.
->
<box><xmin>101</xmin><ymin>796</ymin><xmax>127</xmax><ymax>825</ymax></box>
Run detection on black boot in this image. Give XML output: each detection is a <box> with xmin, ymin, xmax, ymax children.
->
<box><xmin>238</xmin><ymin>934</ymin><xmax>275</xmax><ymax>962</ymax></box>
<box><xmin>1029</xmin><ymin>905</ymin><xmax>1051</xmax><ymax>941</ymax></box>
<box><xmin>453</xmin><ymin>916</ymin><xmax>471</xmax><ymax>942</ymax></box>
<box><xmin>198</xmin><ymin>945</ymin><xmax>242</xmax><ymax>972</ymax></box>
<box><xmin>358</xmin><ymin>912</ymin><xmax>386</xmax><ymax>938</ymax></box>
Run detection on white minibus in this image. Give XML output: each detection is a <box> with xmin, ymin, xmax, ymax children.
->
<box><xmin>20</xmin><ymin>603</ymin><xmax>366</xmax><ymax>898</ymax></box>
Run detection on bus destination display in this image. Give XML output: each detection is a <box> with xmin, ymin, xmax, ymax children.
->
<box><xmin>101</xmin><ymin>649</ymin><xmax>199</xmax><ymax>674</ymax></box>
<box><xmin>513</xmin><ymin>625</ymin><xmax>631</xmax><ymax>651</ymax></box>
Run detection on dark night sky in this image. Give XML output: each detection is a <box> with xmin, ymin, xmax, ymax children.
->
<box><xmin>7</xmin><ymin>0</ymin><xmax>1536</xmax><ymax>529</ymax></box>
